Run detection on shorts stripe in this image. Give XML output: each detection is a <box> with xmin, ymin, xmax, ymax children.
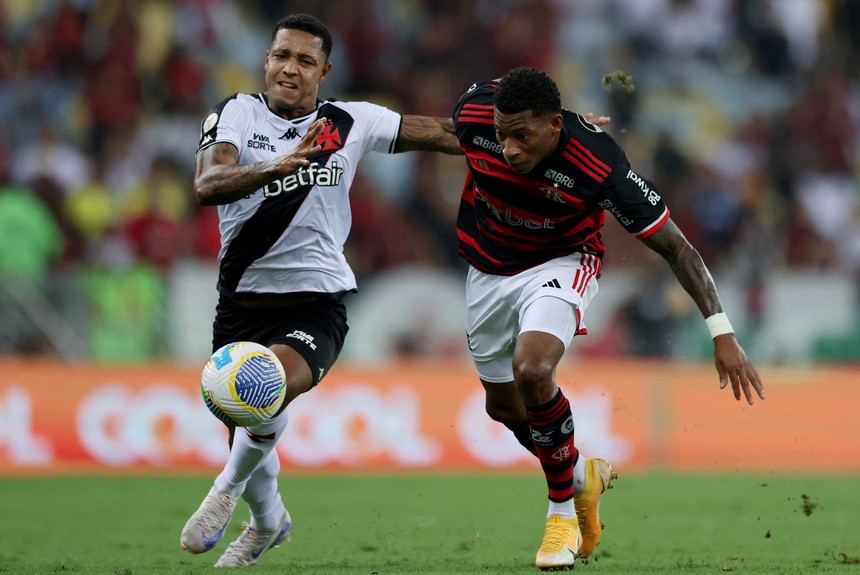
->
<box><xmin>571</xmin><ymin>253</ymin><xmax>601</xmax><ymax>295</ymax></box>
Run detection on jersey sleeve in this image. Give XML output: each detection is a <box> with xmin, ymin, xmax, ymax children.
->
<box><xmin>342</xmin><ymin>101</ymin><xmax>401</xmax><ymax>154</ymax></box>
<box><xmin>197</xmin><ymin>94</ymin><xmax>247</xmax><ymax>155</ymax></box>
<box><xmin>453</xmin><ymin>81</ymin><xmax>496</xmax><ymax>138</ymax></box>
<box><xmin>594</xmin><ymin>149</ymin><xmax>670</xmax><ymax>239</ymax></box>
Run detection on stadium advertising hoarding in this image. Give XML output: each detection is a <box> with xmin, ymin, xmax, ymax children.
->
<box><xmin>0</xmin><ymin>359</ymin><xmax>857</xmax><ymax>474</ymax></box>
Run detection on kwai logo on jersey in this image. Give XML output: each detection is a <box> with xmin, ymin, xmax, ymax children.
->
<box><xmin>597</xmin><ymin>198</ymin><xmax>634</xmax><ymax>227</ymax></box>
<box><xmin>627</xmin><ymin>170</ymin><xmax>661</xmax><ymax>205</ymax></box>
<box><xmin>315</xmin><ymin>123</ymin><xmax>343</xmax><ymax>151</ymax></box>
<box><xmin>262</xmin><ymin>161</ymin><xmax>344</xmax><ymax>197</ymax></box>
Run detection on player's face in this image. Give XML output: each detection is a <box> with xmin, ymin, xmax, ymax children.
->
<box><xmin>494</xmin><ymin>110</ymin><xmax>563</xmax><ymax>174</ymax></box>
<box><xmin>265</xmin><ymin>28</ymin><xmax>331</xmax><ymax>119</ymax></box>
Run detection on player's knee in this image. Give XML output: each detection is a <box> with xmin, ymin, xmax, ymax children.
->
<box><xmin>513</xmin><ymin>357</ymin><xmax>554</xmax><ymax>388</ymax></box>
<box><xmin>513</xmin><ymin>358</ymin><xmax>556</xmax><ymax>404</ymax></box>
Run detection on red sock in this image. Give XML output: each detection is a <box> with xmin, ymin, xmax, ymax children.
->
<box><xmin>526</xmin><ymin>389</ymin><xmax>578</xmax><ymax>502</ymax></box>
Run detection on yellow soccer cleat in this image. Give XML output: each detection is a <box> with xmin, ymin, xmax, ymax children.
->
<box><xmin>535</xmin><ymin>515</ymin><xmax>582</xmax><ymax>571</ymax></box>
<box><xmin>573</xmin><ymin>458</ymin><xmax>617</xmax><ymax>559</ymax></box>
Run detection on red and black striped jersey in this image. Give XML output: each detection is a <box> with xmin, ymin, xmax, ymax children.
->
<box><xmin>453</xmin><ymin>80</ymin><xmax>670</xmax><ymax>275</ymax></box>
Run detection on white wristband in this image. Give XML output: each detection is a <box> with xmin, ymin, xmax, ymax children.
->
<box><xmin>705</xmin><ymin>312</ymin><xmax>734</xmax><ymax>338</ymax></box>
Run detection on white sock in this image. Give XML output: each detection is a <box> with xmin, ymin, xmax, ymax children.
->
<box><xmin>244</xmin><ymin>450</ymin><xmax>286</xmax><ymax>532</ymax></box>
<box><xmin>546</xmin><ymin>455</ymin><xmax>586</xmax><ymax>519</ymax></box>
<box><xmin>214</xmin><ymin>409</ymin><xmax>289</xmax><ymax>499</ymax></box>
<box><xmin>573</xmin><ymin>456</ymin><xmax>586</xmax><ymax>495</ymax></box>
<box><xmin>547</xmin><ymin>499</ymin><xmax>575</xmax><ymax>519</ymax></box>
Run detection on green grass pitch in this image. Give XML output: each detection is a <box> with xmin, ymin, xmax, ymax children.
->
<box><xmin>1</xmin><ymin>473</ymin><xmax>858</xmax><ymax>574</ymax></box>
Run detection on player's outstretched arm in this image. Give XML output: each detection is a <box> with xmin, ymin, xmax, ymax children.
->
<box><xmin>641</xmin><ymin>218</ymin><xmax>766</xmax><ymax>405</ymax></box>
<box><xmin>194</xmin><ymin>118</ymin><xmax>327</xmax><ymax>205</ymax></box>
<box><xmin>395</xmin><ymin>115</ymin><xmax>463</xmax><ymax>155</ymax></box>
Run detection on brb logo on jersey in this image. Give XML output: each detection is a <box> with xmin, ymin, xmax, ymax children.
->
<box><xmin>262</xmin><ymin>161</ymin><xmax>345</xmax><ymax>197</ymax></box>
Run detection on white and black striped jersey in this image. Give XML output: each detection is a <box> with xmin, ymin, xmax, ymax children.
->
<box><xmin>197</xmin><ymin>93</ymin><xmax>401</xmax><ymax>296</ymax></box>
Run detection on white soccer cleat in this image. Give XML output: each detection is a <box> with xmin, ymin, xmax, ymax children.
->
<box><xmin>180</xmin><ymin>486</ymin><xmax>238</xmax><ymax>554</ymax></box>
<box><xmin>214</xmin><ymin>508</ymin><xmax>292</xmax><ymax>567</ymax></box>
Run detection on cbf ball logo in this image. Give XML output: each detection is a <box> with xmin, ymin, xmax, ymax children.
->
<box><xmin>201</xmin><ymin>342</ymin><xmax>287</xmax><ymax>427</ymax></box>
<box><xmin>232</xmin><ymin>354</ymin><xmax>284</xmax><ymax>409</ymax></box>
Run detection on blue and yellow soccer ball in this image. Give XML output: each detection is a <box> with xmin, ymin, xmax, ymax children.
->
<box><xmin>201</xmin><ymin>341</ymin><xmax>287</xmax><ymax>427</ymax></box>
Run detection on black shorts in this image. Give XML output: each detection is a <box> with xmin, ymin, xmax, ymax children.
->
<box><xmin>212</xmin><ymin>292</ymin><xmax>349</xmax><ymax>387</ymax></box>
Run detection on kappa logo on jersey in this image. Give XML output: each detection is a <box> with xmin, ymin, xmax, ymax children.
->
<box><xmin>279</xmin><ymin>128</ymin><xmax>300</xmax><ymax>140</ymax></box>
<box><xmin>248</xmin><ymin>132</ymin><xmax>276</xmax><ymax>152</ymax></box>
<box><xmin>315</xmin><ymin>123</ymin><xmax>343</xmax><ymax>151</ymax></box>
<box><xmin>262</xmin><ymin>161</ymin><xmax>344</xmax><ymax>197</ymax></box>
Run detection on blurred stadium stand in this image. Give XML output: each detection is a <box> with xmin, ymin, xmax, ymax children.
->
<box><xmin>0</xmin><ymin>0</ymin><xmax>858</xmax><ymax>365</ymax></box>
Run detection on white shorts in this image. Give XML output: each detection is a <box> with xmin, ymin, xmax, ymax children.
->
<box><xmin>466</xmin><ymin>252</ymin><xmax>601</xmax><ymax>383</ymax></box>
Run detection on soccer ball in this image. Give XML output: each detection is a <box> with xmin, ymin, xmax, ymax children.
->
<box><xmin>201</xmin><ymin>341</ymin><xmax>287</xmax><ymax>427</ymax></box>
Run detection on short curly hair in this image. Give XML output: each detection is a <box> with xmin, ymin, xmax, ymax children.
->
<box><xmin>272</xmin><ymin>14</ymin><xmax>333</xmax><ymax>61</ymax></box>
<box><xmin>494</xmin><ymin>68</ymin><xmax>561</xmax><ymax>116</ymax></box>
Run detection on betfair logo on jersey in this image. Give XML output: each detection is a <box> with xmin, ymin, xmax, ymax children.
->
<box><xmin>262</xmin><ymin>161</ymin><xmax>344</xmax><ymax>197</ymax></box>
<box><xmin>544</xmin><ymin>169</ymin><xmax>575</xmax><ymax>189</ymax></box>
<box><xmin>248</xmin><ymin>133</ymin><xmax>276</xmax><ymax>152</ymax></box>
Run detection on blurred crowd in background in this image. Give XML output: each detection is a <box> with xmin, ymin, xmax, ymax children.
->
<box><xmin>0</xmin><ymin>0</ymin><xmax>858</xmax><ymax>362</ymax></box>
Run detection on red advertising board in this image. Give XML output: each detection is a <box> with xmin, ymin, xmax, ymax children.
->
<box><xmin>1</xmin><ymin>359</ymin><xmax>857</xmax><ymax>474</ymax></box>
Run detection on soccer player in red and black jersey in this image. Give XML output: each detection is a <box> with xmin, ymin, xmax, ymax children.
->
<box><xmin>453</xmin><ymin>67</ymin><xmax>765</xmax><ymax>570</ymax></box>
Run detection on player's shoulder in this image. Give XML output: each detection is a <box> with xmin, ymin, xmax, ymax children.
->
<box><xmin>206</xmin><ymin>92</ymin><xmax>262</xmax><ymax>114</ymax></box>
<box><xmin>319</xmin><ymin>97</ymin><xmax>395</xmax><ymax>117</ymax></box>
<box><xmin>201</xmin><ymin>93</ymin><xmax>266</xmax><ymax>128</ymax></box>
<box><xmin>562</xmin><ymin>110</ymin><xmax>622</xmax><ymax>158</ymax></box>
<box><xmin>457</xmin><ymin>80</ymin><xmax>496</xmax><ymax>105</ymax></box>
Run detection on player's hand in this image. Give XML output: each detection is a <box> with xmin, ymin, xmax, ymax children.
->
<box><xmin>713</xmin><ymin>334</ymin><xmax>765</xmax><ymax>405</ymax></box>
<box><xmin>584</xmin><ymin>112</ymin><xmax>611</xmax><ymax>128</ymax></box>
<box><xmin>278</xmin><ymin>117</ymin><xmax>327</xmax><ymax>173</ymax></box>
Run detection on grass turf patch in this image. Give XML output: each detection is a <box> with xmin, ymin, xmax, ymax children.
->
<box><xmin>0</xmin><ymin>473</ymin><xmax>858</xmax><ymax>574</ymax></box>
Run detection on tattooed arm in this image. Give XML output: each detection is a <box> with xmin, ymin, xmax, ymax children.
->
<box><xmin>193</xmin><ymin>118</ymin><xmax>327</xmax><ymax>206</ymax></box>
<box><xmin>642</xmin><ymin>218</ymin><xmax>765</xmax><ymax>405</ymax></box>
<box><xmin>394</xmin><ymin>115</ymin><xmax>463</xmax><ymax>155</ymax></box>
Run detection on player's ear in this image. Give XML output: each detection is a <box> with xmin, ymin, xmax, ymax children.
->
<box><xmin>318</xmin><ymin>61</ymin><xmax>332</xmax><ymax>84</ymax></box>
<box><xmin>550</xmin><ymin>113</ymin><xmax>564</xmax><ymax>134</ymax></box>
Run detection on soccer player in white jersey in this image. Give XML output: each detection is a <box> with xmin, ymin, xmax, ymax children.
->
<box><xmin>451</xmin><ymin>68</ymin><xmax>766</xmax><ymax>570</ymax></box>
<box><xmin>179</xmin><ymin>14</ymin><xmax>462</xmax><ymax>567</ymax></box>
